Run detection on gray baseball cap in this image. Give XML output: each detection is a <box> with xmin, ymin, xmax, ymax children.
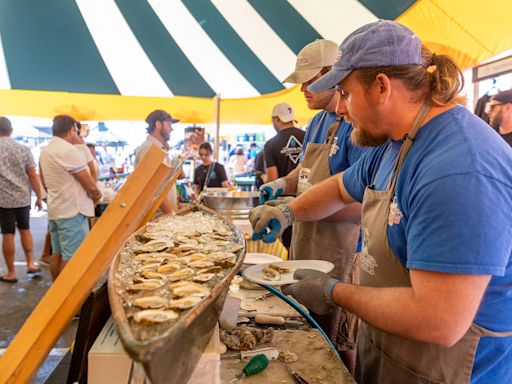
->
<box><xmin>309</xmin><ymin>20</ymin><xmax>422</xmax><ymax>93</ymax></box>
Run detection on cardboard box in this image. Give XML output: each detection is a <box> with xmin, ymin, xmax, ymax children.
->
<box><xmin>88</xmin><ymin>317</ymin><xmax>220</xmax><ymax>383</ymax></box>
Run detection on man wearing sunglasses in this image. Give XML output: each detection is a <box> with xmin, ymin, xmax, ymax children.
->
<box><xmin>486</xmin><ymin>89</ymin><xmax>512</xmax><ymax>147</ymax></box>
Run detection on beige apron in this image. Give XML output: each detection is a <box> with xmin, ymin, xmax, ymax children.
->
<box><xmin>356</xmin><ymin>103</ymin><xmax>512</xmax><ymax>383</ymax></box>
<box><xmin>292</xmin><ymin>112</ymin><xmax>360</xmax><ymax>350</ymax></box>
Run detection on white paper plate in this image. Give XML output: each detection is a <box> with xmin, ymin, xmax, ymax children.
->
<box><xmin>242</xmin><ymin>260</ymin><xmax>334</xmax><ymax>286</ymax></box>
<box><xmin>244</xmin><ymin>253</ymin><xmax>283</xmax><ymax>265</ymax></box>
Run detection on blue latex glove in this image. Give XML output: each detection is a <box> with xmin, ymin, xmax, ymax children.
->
<box><xmin>249</xmin><ymin>204</ymin><xmax>293</xmax><ymax>243</ymax></box>
<box><xmin>281</xmin><ymin>269</ymin><xmax>339</xmax><ymax>314</ymax></box>
<box><xmin>259</xmin><ymin>178</ymin><xmax>286</xmax><ymax>205</ymax></box>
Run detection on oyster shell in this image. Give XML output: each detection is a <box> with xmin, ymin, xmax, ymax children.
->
<box><xmin>261</xmin><ymin>267</ymin><xmax>280</xmax><ymax>281</ymax></box>
<box><xmin>188</xmin><ymin>253</ymin><xmax>209</xmax><ymax>261</ymax></box>
<box><xmin>157</xmin><ymin>263</ymin><xmax>182</xmax><ymax>274</ymax></box>
<box><xmin>129</xmin><ymin>279</ymin><xmax>165</xmax><ymax>291</ymax></box>
<box><xmin>177</xmin><ymin>243</ymin><xmax>200</xmax><ymax>252</ymax></box>
<box><xmin>133</xmin><ymin>309</ymin><xmax>179</xmax><ymax>324</ymax></box>
<box><xmin>187</xmin><ymin>260</ymin><xmax>214</xmax><ymax>269</ymax></box>
<box><xmin>268</xmin><ymin>264</ymin><xmax>290</xmax><ymax>274</ymax></box>
<box><xmin>133</xmin><ymin>296</ymin><xmax>169</xmax><ymax>309</ymax></box>
<box><xmin>139</xmin><ymin>271</ymin><xmax>167</xmax><ymax>280</ymax></box>
<box><xmin>192</xmin><ymin>273</ymin><xmax>215</xmax><ymax>283</ymax></box>
<box><xmin>169</xmin><ymin>296</ymin><xmax>202</xmax><ymax>309</ymax></box>
<box><xmin>171</xmin><ymin>282</ymin><xmax>210</xmax><ymax>298</ymax></box>
<box><xmin>138</xmin><ymin>263</ymin><xmax>161</xmax><ymax>271</ymax></box>
<box><xmin>167</xmin><ymin>268</ymin><xmax>195</xmax><ymax>282</ymax></box>
<box><xmin>134</xmin><ymin>240</ymin><xmax>172</xmax><ymax>254</ymax></box>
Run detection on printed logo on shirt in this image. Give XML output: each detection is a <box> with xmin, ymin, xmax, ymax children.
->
<box><xmin>361</xmin><ymin>226</ymin><xmax>378</xmax><ymax>275</ymax></box>
<box><xmin>209</xmin><ymin>171</ymin><xmax>217</xmax><ymax>180</ymax></box>
<box><xmin>280</xmin><ymin>135</ymin><xmax>303</xmax><ymax>164</ymax></box>
<box><xmin>388</xmin><ymin>195</ymin><xmax>403</xmax><ymax>226</ymax></box>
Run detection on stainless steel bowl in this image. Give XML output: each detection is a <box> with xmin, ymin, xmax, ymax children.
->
<box><xmin>202</xmin><ymin>191</ymin><xmax>259</xmax><ymax>220</ymax></box>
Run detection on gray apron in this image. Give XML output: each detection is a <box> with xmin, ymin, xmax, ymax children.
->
<box><xmin>292</xmin><ymin>112</ymin><xmax>360</xmax><ymax>350</ymax></box>
<box><xmin>356</xmin><ymin>102</ymin><xmax>512</xmax><ymax>383</ymax></box>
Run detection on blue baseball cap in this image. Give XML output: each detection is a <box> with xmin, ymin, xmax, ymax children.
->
<box><xmin>309</xmin><ymin>20</ymin><xmax>422</xmax><ymax>93</ymax></box>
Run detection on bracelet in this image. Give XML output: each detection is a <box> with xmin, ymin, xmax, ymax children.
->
<box><xmin>277</xmin><ymin>204</ymin><xmax>296</xmax><ymax>226</ymax></box>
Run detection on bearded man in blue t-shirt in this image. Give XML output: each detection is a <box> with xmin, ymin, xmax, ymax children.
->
<box><xmin>250</xmin><ymin>21</ymin><xmax>512</xmax><ymax>383</ymax></box>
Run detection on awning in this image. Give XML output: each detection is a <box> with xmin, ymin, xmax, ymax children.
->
<box><xmin>0</xmin><ymin>0</ymin><xmax>511</xmax><ymax>124</ymax></box>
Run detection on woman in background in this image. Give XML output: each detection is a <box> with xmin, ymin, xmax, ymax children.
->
<box><xmin>193</xmin><ymin>142</ymin><xmax>228</xmax><ymax>197</ymax></box>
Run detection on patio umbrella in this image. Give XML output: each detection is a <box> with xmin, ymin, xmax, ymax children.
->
<box><xmin>87</xmin><ymin>122</ymin><xmax>127</xmax><ymax>147</ymax></box>
<box><xmin>51</xmin><ymin>104</ymin><xmax>101</xmax><ymax>121</ymax></box>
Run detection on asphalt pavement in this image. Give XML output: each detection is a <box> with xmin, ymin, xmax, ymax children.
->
<box><xmin>0</xmin><ymin>212</ymin><xmax>78</xmax><ymax>383</ymax></box>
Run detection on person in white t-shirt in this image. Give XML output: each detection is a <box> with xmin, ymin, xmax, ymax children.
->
<box><xmin>39</xmin><ymin>115</ymin><xmax>101</xmax><ymax>280</ymax></box>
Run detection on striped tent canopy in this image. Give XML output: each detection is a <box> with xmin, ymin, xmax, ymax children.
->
<box><xmin>0</xmin><ymin>0</ymin><xmax>511</xmax><ymax>124</ymax></box>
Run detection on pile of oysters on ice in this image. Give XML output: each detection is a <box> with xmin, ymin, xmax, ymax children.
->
<box><xmin>115</xmin><ymin>211</ymin><xmax>243</xmax><ymax>340</ymax></box>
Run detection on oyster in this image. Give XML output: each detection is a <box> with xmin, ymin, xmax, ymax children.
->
<box><xmin>169</xmin><ymin>296</ymin><xmax>202</xmax><ymax>309</ymax></box>
<box><xmin>187</xmin><ymin>260</ymin><xmax>214</xmax><ymax>269</ymax></box>
<box><xmin>175</xmin><ymin>235</ymin><xmax>198</xmax><ymax>245</ymax></box>
<box><xmin>168</xmin><ymin>268</ymin><xmax>195</xmax><ymax>282</ymax></box>
<box><xmin>192</xmin><ymin>273</ymin><xmax>215</xmax><ymax>283</ymax></box>
<box><xmin>139</xmin><ymin>271</ymin><xmax>167</xmax><ymax>280</ymax></box>
<box><xmin>268</xmin><ymin>264</ymin><xmax>290</xmax><ymax>274</ymax></box>
<box><xmin>128</xmin><ymin>279</ymin><xmax>165</xmax><ymax>291</ymax></box>
<box><xmin>157</xmin><ymin>263</ymin><xmax>182</xmax><ymax>274</ymax></box>
<box><xmin>171</xmin><ymin>282</ymin><xmax>210</xmax><ymax>298</ymax></box>
<box><xmin>213</xmin><ymin>229</ymin><xmax>232</xmax><ymax>237</ymax></box>
<box><xmin>134</xmin><ymin>240</ymin><xmax>171</xmax><ymax>254</ymax></box>
<box><xmin>177</xmin><ymin>243</ymin><xmax>200</xmax><ymax>252</ymax></box>
<box><xmin>133</xmin><ymin>296</ymin><xmax>169</xmax><ymax>309</ymax></box>
<box><xmin>279</xmin><ymin>351</ymin><xmax>298</xmax><ymax>363</ymax></box>
<box><xmin>188</xmin><ymin>253</ymin><xmax>209</xmax><ymax>261</ymax></box>
<box><xmin>133</xmin><ymin>309</ymin><xmax>179</xmax><ymax>324</ymax></box>
<box><xmin>138</xmin><ymin>263</ymin><xmax>161</xmax><ymax>271</ymax></box>
<box><xmin>261</xmin><ymin>267</ymin><xmax>280</xmax><ymax>281</ymax></box>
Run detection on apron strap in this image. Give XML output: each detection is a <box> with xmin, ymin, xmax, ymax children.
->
<box><xmin>309</xmin><ymin>111</ymin><xmax>328</xmax><ymax>141</ymax></box>
<box><xmin>202</xmin><ymin>161</ymin><xmax>214</xmax><ymax>191</ymax></box>
<box><xmin>471</xmin><ymin>323</ymin><xmax>512</xmax><ymax>338</ymax></box>
<box><xmin>326</xmin><ymin>117</ymin><xmax>342</xmax><ymax>146</ymax></box>
<box><xmin>387</xmin><ymin>101</ymin><xmax>431</xmax><ymax>192</ymax></box>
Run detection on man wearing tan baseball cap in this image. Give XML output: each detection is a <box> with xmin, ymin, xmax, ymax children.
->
<box><xmin>256</xmin><ymin>39</ymin><xmax>375</xmax><ymax>372</ymax></box>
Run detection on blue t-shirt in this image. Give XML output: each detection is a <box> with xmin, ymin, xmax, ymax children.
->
<box><xmin>302</xmin><ymin>111</ymin><xmax>369</xmax><ymax>174</ymax></box>
<box><xmin>343</xmin><ymin>106</ymin><xmax>512</xmax><ymax>383</ymax></box>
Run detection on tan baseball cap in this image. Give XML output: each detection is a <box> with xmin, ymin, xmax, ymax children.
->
<box><xmin>283</xmin><ymin>39</ymin><xmax>339</xmax><ymax>84</ymax></box>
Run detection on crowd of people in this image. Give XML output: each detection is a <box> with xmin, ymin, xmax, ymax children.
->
<box><xmin>1</xmin><ymin>19</ymin><xmax>511</xmax><ymax>384</ymax></box>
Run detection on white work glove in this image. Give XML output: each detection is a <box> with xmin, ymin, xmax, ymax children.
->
<box><xmin>281</xmin><ymin>269</ymin><xmax>339</xmax><ymax>314</ymax></box>
<box><xmin>249</xmin><ymin>204</ymin><xmax>295</xmax><ymax>243</ymax></box>
<box><xmin>259</xmin><ymin>178</ymin><xmax>286</xmax><ymax>205</ymax></box>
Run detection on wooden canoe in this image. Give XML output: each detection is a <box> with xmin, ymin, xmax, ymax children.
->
<box><xmin>108</xmin><ymin>205</ymin><xmax>246</xmax><ymax>384</ymax></box>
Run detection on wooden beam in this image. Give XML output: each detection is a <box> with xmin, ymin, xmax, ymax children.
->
<box><xmin>0</xmin><ymin>145</ymin><xmax>180</xmax><ymax>383</ymax></box>
<box><xmin>138</xmin><ymin>162</ymin><xmax>183</xmax><ymax>228</ymax></box>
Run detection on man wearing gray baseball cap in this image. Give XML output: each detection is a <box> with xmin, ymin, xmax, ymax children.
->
<box><xmin>250</xmin><ymin>20</ymin><xmax>512</xmax><ymax>383</ymax></box>
<box><xmin>255</xmin><ymin>39</ymin><xmax>375</xmax><ymax>371</ymax></box>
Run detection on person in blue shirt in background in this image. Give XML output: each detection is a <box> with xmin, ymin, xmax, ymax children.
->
<box><xmin>256</xmin><ymin>39</ymin><xmax>374</xmax><ymax>372</ymax></box>
<box><xmin>250</xmin><ymin>21</ymin><xmax>512</xmax><ymax>384</ymax></box>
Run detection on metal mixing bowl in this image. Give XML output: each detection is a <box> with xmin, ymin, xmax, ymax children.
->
<box><xmin>202</xmin><ymin>191</ymin><xmax>259</xmax><ymax>220</ymax></box>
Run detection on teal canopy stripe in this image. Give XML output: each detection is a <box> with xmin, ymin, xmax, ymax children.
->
<box><xmin>0</xmin><ymin>0</ymin><xmax>118</xmax><ymax>94</ymax></box>
<box><xmin>359</xmin><ymin>0</ymin><xmax>416</xmax><ymax>20</ymax></box>
<box><xmin>248</xmin><ymin>0</ymin><xmax>322</xmax><ymax>54</ymax></box>
<box><xmin>115</xmin><ymin>0</ymin><xmax>215</xmax><ymax>97</ymax></box>
<box><xmin>183</xmin><ymin>0</ymin><xmax>284</xmax><ymax>94</ymax></box>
